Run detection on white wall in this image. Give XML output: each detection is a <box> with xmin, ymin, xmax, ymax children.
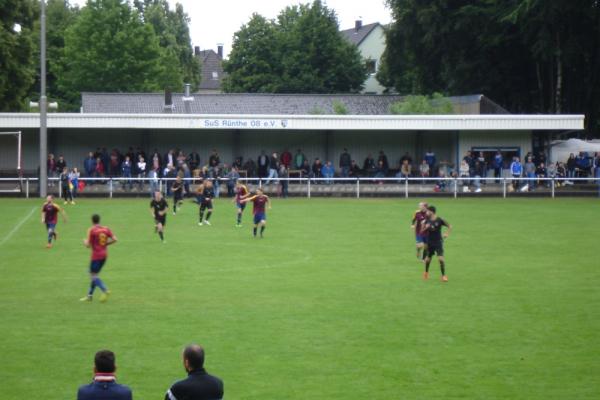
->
<box><xmin>458</xmin><ymin>130</ymin><xmax>532</xmax><ymax>161</ymax></box>
<box><xmin>358</xmin><ymin>25</ymin><xmax>387</xmax><ymax>94</ymax></box>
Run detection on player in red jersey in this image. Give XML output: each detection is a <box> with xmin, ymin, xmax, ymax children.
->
<box><xmin>41</xmin><ymin>195</ymin><xmax>67</xmax><ymax>248</ymax></box>
<box><xmin>233</xmin><ymin>181</ymin><xmax>250</xmax><ymax>227</ymax></box>
<box><xmin>80</xmin><ymin>214</ymin><xmax>117</xmax><ymax>302</ymax></box>
<box><xmin>240</xmin><ymin>188</ymin><xmax>271</xmax><ymax>238</ymax></box>
<box><xmin>411</xmin><ymin>202</ymin><xmax>429</xmax><ymax>260</ymax></box>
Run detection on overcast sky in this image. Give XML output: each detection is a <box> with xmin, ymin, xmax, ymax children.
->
<box><xmin>70</xmin><ymin>0</ymin><xmax>392</xmax><ymax>57</ymax></box>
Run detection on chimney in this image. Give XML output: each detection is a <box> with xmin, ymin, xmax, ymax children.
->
<box><xmin>182</xmin><ymin>83</ymin><xmax>194</xmax><ymax>114</ymax></box>
<box><xmin>163</xmin><ymin>88</ymin><xmax>173</xmax><ymax>113</ymax></box>
<box><xmin>194</xmin><ymin>46</ymin><xmax>200</xmax><ymax>56</ymax></box>
<box><xmin>217</xmin><ymin>43</ymin><xmax>223</xmax><ymax>59</ymax></box>
<box><xmin>355</xmin><ymin>19</ymin><xmax>362</xmax><ymax>32</ymax></box>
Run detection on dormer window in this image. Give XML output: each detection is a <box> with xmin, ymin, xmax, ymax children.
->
<box><xmin>212</xmin><ymin>71</ymin><xmax>219</xmax><ymax>80</ymax></box>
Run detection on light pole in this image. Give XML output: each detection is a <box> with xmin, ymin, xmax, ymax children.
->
<box><xmin>39</xmin><ymin>0</ymin><xmax>48</xmax><ymax>197</ymax></box>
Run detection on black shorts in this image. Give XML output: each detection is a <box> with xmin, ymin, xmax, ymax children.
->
<box><xmin>426</xmin><ymin>242</ymin><xmax>444</xmax><ymax>257</ymax></box>
<box><xmin>155</xmin><ymin>215</ymin><xmax>166</xmax><ymax>226</ymax></box>
<box><xmin>174</xmin><ymin>192</ymin><xmax>183</xmax><ymax>202</ymax></box>
<box><xmin>200</xmin><ymin>200</ymin><xmax>213</xmax><ymax>210</ymax></box>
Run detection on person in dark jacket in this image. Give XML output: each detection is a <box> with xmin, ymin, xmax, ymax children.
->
<box><xmin>77</xmin><ymin>350</ymin><xmax>132</xmax><ymax>400</ymax></box>
<box><xmin>165</xmin><ymin>344</ymin><xmax>223</xmax><ymax>400</ymax></box>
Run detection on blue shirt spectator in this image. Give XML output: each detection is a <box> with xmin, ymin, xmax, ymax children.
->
<box><xmin>321</xmin><ymin>161</ymin><xmax>335</xmax><ymax>184</ymax></box>
<box><xmin>84</xmin><ymin>152</ymin><xmax>97</xmax><ymax>177</ymax></box>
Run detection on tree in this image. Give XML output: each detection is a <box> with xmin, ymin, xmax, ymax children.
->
<box><xmin>59</xmin><ymin>0</ymin><xmax>163</xmax><ymax>95</ymax></box>
<box><xmin>223</xmin><ymin>0</ymin><xmax>366</xmax><ymax>93</ymax></box>
<box><xmin>222</xmin><ymin>13</ymin><xmax>280</xmax><ymax>93</ymax></box>
<box><xmin>381</xmin><ymin>0</ymin><xmax>600</xmax><ymax>135</ymax></box>
<box><xmin>28</xmin><ymin>0</ymin><xmax>80</xmax><ymax>111</ymax></box>
<box><xmin>133</xmin><ymin>0</ymin><xmax>200</xmax><ymax>90</ymax></box>
<box><xmin>0</xmin><ymin>0</ymin><xmax>37</xmax><ymax>111</ymax></box>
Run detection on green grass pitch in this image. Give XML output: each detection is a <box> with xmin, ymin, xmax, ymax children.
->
<box><xmin>0</xmin><ymin>197</ymin><xmax>599</xmax><ymax>399</ymax></box>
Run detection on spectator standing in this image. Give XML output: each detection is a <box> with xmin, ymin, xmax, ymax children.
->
<box><xmin>566</xmin><ymin>153</ymin><xmax>576</xmax><ymax>182</ymax></box>
<box><xmin>524</xmin><ymin>157</ymin><xmax>536</xmax><ymax>190</ymax></box>
<box><xmin>148</xmin><ymin>167</ymin><xmax>159</xmax><ymax>196</ymax></box>
<box><xmin>424</xmin><ymin>150</ymin><xmax>436</xmax><ymax>172</ymax></box>
<box><xmin>257</xmin><ymin>151</ymin><xmax>269</xmax><ymax>178</ymax></box>
<box><xmin>477</xmin><ymin>152</ymin><xmax>487</xmax><ymax>184</ymax></box>
<box><xmin>60</xmin><ymin>167</ymin><xmax>74</xmax><ymax>204</ymax></box>
<box><xmin>137</xmin><ymin>155</ymin><xmax>147</xmax><ymax>190</ymax></box>
<box><xmin>209</xmin><ymin>149</ymin><xmax>220</xmax><ymax>168</ymax></box>
<box><xmin>279</xmin><ymin>164</ymin><xmax>289</xmax><ymax>197</ymax></box>
<box><xmin>294</xmin><ymin>149</ymin><xmax>306</xmax><ymax>170</ymax></box>
<box><xmin>70</xmin><ymin>168</ymin><xmax>80</xmax><ymax>198</ymax></box>
<box><xmin>493</xmin><ymin>150</ymin><xmax>503</xmax><ymax>183</ymax></box>
<box><xmin>47</xmin><ymin>153</ymin><xmax>57</xmax><ymax>183</ymax></box>
<box><xmin>188</xmin><ymin>150</ymin><xmax>200</xmax><ymax>172</ymax></box>
<box><xmin>594</xmin><ymin>153</ymin><xmax>600</xmax><ymax>196</ymax></box>
<box><xmin>77</xmin><ymin>350</ymin><xmax>132</xmax><ymax>400</ymax></box>
<box><xmin>121</xmin><ymin>156</ymin><xmax>133</xmax><ymax>190</ymax></box>
<box><xmin>419</xmin><ymin>159</ymin><xmax>430</xmax><ymax>183</ymax></box>
<box><xmin>165</xmin><ymin>149</ymin><xmax>175</xmax><ymax>168</ymax></box>
<box><xmin>281</xmin><ymin>149</ymin><xmax>292</xmax><ymax>168</ymax></box>
<box><xmin>339</xmin><ymin>148</ymin><xmax>351</xmax><ymax>177</ymax></box>
<box><xmin>266</xmin><ymin>152</ymin><xmax>279</xmax><ymax>184</ymax></box>
<box><xmin>243</xmin><ymin>158</ymin><xmax>257</xmax><ymax>178</ymax></box>
<box><xmin>84</xmin><ymin>152</ymin><xmax>97</xmax><ymax>180</ymax></box>
<box><xmin>321</xmin><ymin>161</ymin><xmax>335</xmax><ymax>184</ymax></box>
<box><xmin>226</xmin><ymin>167</ymin><xmax>240</xmax><ymax>197</ymax></box>
<box><xmin>95</xmin><ymin>157</ymin><xmax>105</xmax><ymax>181</ymax></box>
<box><xmin>459</xmin><ymin>160</ymin><xmax>470</xmax><ymax>192</ymax></box>
<box><xmin>183</xmin><ymin>164</ymin><xmax>192</xmax><ymax>195</ymax></box>
<box><xmin>510</xmin><ymin>156</ymin><xmax>522</xmax><ymax>191</ymax></box>
<box><xmin>165</xmin><ymin>344</ymin><xmax>223</xmax><ymax>400</ymax></box>
<box><xmin>473</xmin><ymin>160</ymin><xmax>484</xmax><ymax>192</ymax></box>
<box><xmin>56</xmin><ymin>155</ymin><xmax>67</xmax><ymax>176</ymax></box>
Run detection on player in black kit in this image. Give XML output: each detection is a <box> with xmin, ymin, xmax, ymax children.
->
<box><xmin>198</xmin><ymin>180</ymin><xmax>215</xmax><ymax>226</ymax></box>
<box><xmin>171</xmin><ymin>176</ymin><xmax>184</xmax><ymax>215</ymax></box>
<box><xmin>150</xmin><ymin>191</ymin><xmax>168</xmax><ymax>242</ymax></box>
<box><xmin>422</xmin><ymin>205</ymin><xmax>452</xmax><ymax>282</ymax></box>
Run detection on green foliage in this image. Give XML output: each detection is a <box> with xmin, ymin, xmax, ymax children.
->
<box><xmin>1</xmin><ymin>198</ymin><xmax>600</xmax><ymax>399</ymax></box>
<box><xmin>381</xmin><ymin>0</ymin><xmax>600</xmax><ymax>134</ymax></box>
<box><xmin>0</xmin><ymin>0</ymin><xmax>37</xmax><ymax>111</ymax></box>
<box><xmin>308</xmin><ymin>105</ymin><xmax>325</xmax><ymax>114</ymax></box>
<box><xmin>389</xmin><ymin>92</ymin><xmax>454</xmax><ymax>114</ymax></box>
<box><xmin>223</xmin><ymin>0</ymin><xmax>366</xmax><ymax>93</ymax></box>
<box><xmin>59</xmin><ymin>0</ymin><xmax>164</xmax><ymax>94</ymax></box>
<box><xmin>133</xmin><ymin>0</ymin><xmax>201</xmax><ymax>91</ymax></box>
<box><xmin>332</xmin><ymin>100</ymin><xmax>348</xmax><ymax>115</ymax></box>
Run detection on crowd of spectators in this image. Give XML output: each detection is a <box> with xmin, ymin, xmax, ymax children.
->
<box><xmin>46</xmin><ymin>147</ymin><xmax>600</xmax><ymax>197</ymax></box>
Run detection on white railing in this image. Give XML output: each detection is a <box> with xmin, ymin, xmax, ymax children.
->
<box><xmin>1</xmin><ymin>176</ymin><xmax>599</xmax><ymax>198</ymax></box>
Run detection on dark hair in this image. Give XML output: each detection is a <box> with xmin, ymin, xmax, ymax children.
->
<box><xmin>94</xmin><ymin>350</ymin><xmax>116</xmax><ymax>373</ymax></box>
<box><xmin>428</xmin><ymin>205</ymin><xmax>437</xmax><ymax>214</ymax></box>
<box><xmin>92</xmin><ymin>214</ymin><xmax>100</xmax><ymax>224</ymax></box>
<box><xmin>183</xmin><ymin>344</ymin><xmax>205</xmax><ymax>370</ymax></box>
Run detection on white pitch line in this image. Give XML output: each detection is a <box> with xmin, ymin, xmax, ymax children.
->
<box><xmin>0</xmin><ymin>206</ymin><xmax>36</xmax><ymax>247</ymax></box>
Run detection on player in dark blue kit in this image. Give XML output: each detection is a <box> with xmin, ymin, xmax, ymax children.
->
<box><xmin>240</xmin><ymin>188</ymin><xmax>271</xmax><ymax>237</ymax></box>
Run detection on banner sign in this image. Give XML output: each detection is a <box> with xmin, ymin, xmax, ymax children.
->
<box><xmin>203</xmin><ymin>118</ymin><xmax>290</xmax><ymax>129</ymax></box>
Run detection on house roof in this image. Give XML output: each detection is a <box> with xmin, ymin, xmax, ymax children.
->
<box><xmin>81</xmin><ymin>93</ymin><xmax>509</xmax><ymax>115</ymax></box>
<box><xmin>340</xmin><ymin>22</ymin><xmax>381</xmax><ymax>46</ymax></box>
<box><xmin>197</xmin><ymin>50</ymin><xmax>224</xmax><ymax>90</ymax></box>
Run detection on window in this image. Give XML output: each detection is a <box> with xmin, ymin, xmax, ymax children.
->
<box><xmin>365</xmin><ymin>59</ymin><xmax>376</xmax><ymax>75</ymax></box>
<box><xmin>212</xmin><ymin>71</ymin><xmax>219</xmax><ymax>80</ymax></box>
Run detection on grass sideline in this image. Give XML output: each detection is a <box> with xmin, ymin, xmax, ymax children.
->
<box><xmin>0</xmin><ymin>197</ymin><xmax>599</xmax><ymax>400</ymax></box>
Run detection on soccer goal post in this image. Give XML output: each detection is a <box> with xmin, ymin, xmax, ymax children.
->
<box><xmin>0</xmin><ymin>131</ymin><xmax>23</xmax><ymax>193</ymax></box>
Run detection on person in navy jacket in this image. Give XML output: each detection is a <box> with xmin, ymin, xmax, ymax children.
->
<box><xmin>77</xmin><ymin>350</ymin><xmax>132</xmax><ymax>400</ymax></box>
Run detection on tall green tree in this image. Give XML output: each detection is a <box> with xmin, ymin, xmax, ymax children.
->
<box><xmin>59</xmin><ymin>0</ymin><xmax>163</xmax><ymax>94</ymax></box>
<box><xmin>380</xmin><ymin>0</ymin><xmax>600</xmax><ymax>134</ymax></box>
<box><xmin>133</xmin><ymin>0</ymin><xmax>200</xmax><ymax>90</ymax></box>
<box><xmin>29</xmin><ymin>0</ymin><xmax>80</xmax><ymax>111</ymax></box>
<box><xmin>223</xmin><ymin>0</ymin><xmax>366</xmax><ymax>93</ymax></box>
<box><xmin>222</xmin><ymin>13</ymin><xmax>280</xmax><ymax>93</ymax></box>
<box><xmin>0</xmin><ymin>0</ymin><xmax>37</xmax><ymax>111</ymax></box>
